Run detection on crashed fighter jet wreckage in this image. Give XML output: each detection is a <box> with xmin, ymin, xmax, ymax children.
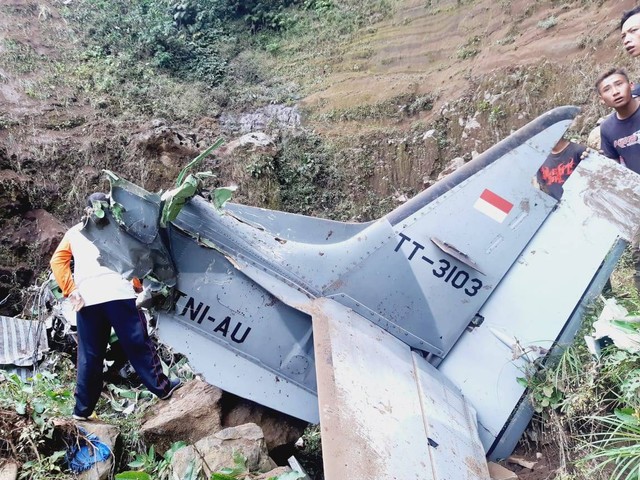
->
<box><xmin>78</xmin><ymin>106</ymin><xmax>640</xmax><ymax>479</ymax></box>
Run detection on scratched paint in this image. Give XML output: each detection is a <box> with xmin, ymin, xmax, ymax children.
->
<box><xmin>582</xmin><ymin>161</ymin><xmax>640</xmax><ymax>242</ymax></box>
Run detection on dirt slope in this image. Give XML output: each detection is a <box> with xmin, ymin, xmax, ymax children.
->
<box><xmin>0</xmin><ymin>0</ymin><xmax>638</xmax><ymax>315</ymax></box>
<box><xmin>299</xmin><ymin>0</ymin><xmax>637</xmax><ymax>133</ymax></box>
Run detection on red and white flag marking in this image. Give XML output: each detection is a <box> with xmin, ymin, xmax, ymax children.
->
<box><xmin>473</xmin><ymin>189</ymin><xmax>513</xmax><ymax>223</ymax></box>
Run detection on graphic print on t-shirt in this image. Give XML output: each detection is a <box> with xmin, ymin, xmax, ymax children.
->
<box><xmin>614</xmin><ymin>130</ymin><xmax>640</xmax><ymax>150</ymax></box>
<box><xmin>539</xmin><ymin>159</ymin><xmax>576</xmax><ymax>187</ymax></box>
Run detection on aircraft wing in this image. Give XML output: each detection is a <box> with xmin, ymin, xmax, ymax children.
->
<box><xmin>310</xmin><ymin>297</ymin><xmax>490</xmax><ymax>480</ymax></box>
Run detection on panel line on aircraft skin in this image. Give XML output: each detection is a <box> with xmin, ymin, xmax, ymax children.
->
<box><xmin>411</xmin><ymin>352</ymin><xmax>439</xmax><ymax>480</ymax></box>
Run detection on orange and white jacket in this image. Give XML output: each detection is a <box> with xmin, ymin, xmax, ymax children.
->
<box><xmin>50</xmin><ymin>223</ymin><xmax>135</xmax><ymax>307</ymax></box>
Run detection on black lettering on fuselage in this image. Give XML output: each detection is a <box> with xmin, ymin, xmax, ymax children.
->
<box><xmin>176</xmin><ymin>295</ymin><xmax>252</xmax><ymax>344</ymax></box>
<box><xmin>231</xmin><ymin>323</ymin><xmax>251</xmax><ymax>343</ymax></box>
<box><xmin>213</xmin><ymin>316</ymin><xmax>231</xmax><ymax>335</ymax></box>
<box><xmin>394</xmin><ymin>233</ymin><xmax>484</xmax><ymax>297</ymax></box>
<box><xmin>180</xmin><ymin>297</ymin><xmax>205</xmax><ymax>321</ymax></box>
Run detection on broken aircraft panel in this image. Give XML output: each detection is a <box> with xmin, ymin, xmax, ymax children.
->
<box><xmin>79</xmin><ymin>105</ymin><xmax>640</xmax><ymax>479</ymax></box>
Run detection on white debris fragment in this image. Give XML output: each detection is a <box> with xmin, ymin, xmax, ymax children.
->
<box><xmin>586</xmin><ymin>297</ymin><xmax>640</xmax><ymax>355</ymax></box>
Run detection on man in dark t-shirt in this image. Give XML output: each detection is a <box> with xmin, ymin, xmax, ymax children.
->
<box><xmin>537</xmin><ymin>138</ymin><xmax>586</xmax><ymax>200</ymax></box>
<box><xmin>597</xmin><ymin>67</ymin><xmax>640</xmax><ymax>293</ymax></box>
<box><xmin>597</xmin><ymin>68</ymin><xmax>640</xmax><ymax>174</ymax></box>
<box><xmin>621</xmin><ymin>6</ymin><xmax>640</xmax><ymax>97</ymax></box>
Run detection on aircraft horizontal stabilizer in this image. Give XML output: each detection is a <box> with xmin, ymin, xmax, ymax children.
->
<box><xmin>311</xmin><ymin>297</ymin><xmax>490</xmax><ymax>480</ymax></box>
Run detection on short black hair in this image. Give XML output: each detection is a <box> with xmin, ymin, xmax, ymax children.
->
<box><xmin>621</xmin><ymin>6</ymin><xmax>640</xmax><ymax>30</ymax></box>
<box><xmin>595</xmin><ymin>68</ymin><xmax>630</xmax><ymax>92</ymax></box>
<box><xmin>86</xmin><ymin>192</ymin><xmax>109</xmax><ymax>207</ymax></box>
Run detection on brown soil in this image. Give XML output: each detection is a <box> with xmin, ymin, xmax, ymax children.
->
<box><xmin>299</xmin><ymin>0</ymin><xmax>638</xmax><ymax>136</ymax></box>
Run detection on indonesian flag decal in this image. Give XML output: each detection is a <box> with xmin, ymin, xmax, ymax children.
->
<box><xmin>473</xmin><ymin>189</ymin><xmax>513</xmax><ymax>223</ymax></box>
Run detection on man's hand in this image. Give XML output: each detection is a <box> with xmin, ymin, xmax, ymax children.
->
<box><xmin>68</xmin><ymin>290</ymin><xmax>85</xmax><ymax>312</ymax></box>
<box><xmin>580</xmin><ymin>148</ymin><xmax>597</xmax><ymax>161</ymax></box>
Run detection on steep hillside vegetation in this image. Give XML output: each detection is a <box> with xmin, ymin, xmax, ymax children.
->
<box><xmin>0</xmin><ymin>0</ymin><xmax>637</xmax><ymax>314</ymax></box>
<box><xmin>0</xmin><ymin>0</ymin><xmax>637</xmax><ymax>294</ymax></box>
<box><xmin>0</xmin><ymin>1</ymin><xmax>637</xmax><ymax>299</ymax></box>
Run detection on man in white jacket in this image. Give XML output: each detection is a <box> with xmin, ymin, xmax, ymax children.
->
<box><xmin>51</xmin><ymin>193</ymin><xmax>181</xmax><ymax>420</ymax></box>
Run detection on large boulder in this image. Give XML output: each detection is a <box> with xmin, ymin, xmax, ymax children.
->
<box><xmin>170</xmin><ymin>423</ymin><xmax>276</xmax><ymax>478</ymax></box>
<box><xmin>139</xmin><ymin>379</ymin><xmax>224</xmax><ymax>453</ymax></box>
<box><xmin>221</xmin><ymin>394</ymin><xmax>307</xmax><ymax>452</ymax></box>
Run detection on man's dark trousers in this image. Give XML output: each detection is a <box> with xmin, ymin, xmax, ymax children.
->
<box><xmin>74</xmin><ymin>298</ymin><xmax>169</xmax><ymax>417</ymax></box>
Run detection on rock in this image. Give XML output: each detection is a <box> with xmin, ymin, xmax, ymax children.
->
<box><xmin>20</xmin><ymin>209</ymin><xmax>67</xmax><ymax>258</ymax></box>
<box><xmin>0</xmin><ymin>461</ymin><xmax>18</xmax><ymax>480</ymax></box>
<box><xmin>487</xmin><ymin>461</ymin><xmax>518</xmax><ymax>479</ymax></box>
<box><xmin>587</xmin><ymin>124</ymin><xmax>601</xmax><ymax>151</ymax></box>
<box><xmin>221</xmin><ymin>394</ymin><xmax>308</xmax><ymax>452</ymax></box>
<box><xmin>218</xmin><ymin>132</ymin><xmax>275</xmax><ymax>157</ymax></box>
<box><xmin>219</xmin><ymin>105</ymin><xmax>301</xmax><ymax>134</ymax></box>
<box><xmin>464</xmin><ymin>116</ymin><xmax>481</xmax><ymax>131</ymax></box>
<box><xmin>171</xmin><ymin>423</ymin><xmax>276</xmax><ymax>478</ymax></box>
<box><xmin>437</xmin><ymin>157</ymin><xmax>465</xmax><ymax>180</ymax></box>
<box><xmin>140</xmin><ymin>379</ymin><xmax>223</xmax><ymax>453</ymax></box>
<box><xmin>77</xmin><ymin>421</ymin><xmax>119</xmax><ymax>480</ymax></box>
<box><xmin>506</xmin><ymin>455</ymin><xmax>537</xmax><ymax>470</ymax></box>
<box><xmin>254</xmin><ymin>466</ymin><xmax>295</xmax><ymax>479</ymax></box>
<box><xmin>423</xmin><ymin>129</ymin><xmax>435</xmax><ymax>139</ymax></box>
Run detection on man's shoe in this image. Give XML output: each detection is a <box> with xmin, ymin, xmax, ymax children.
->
<box><xmin>72</xmin><ymin>414</ymin><xmax>89</xmax><ymax>421</ymax></box>
<box><xmin>160</xmin><ymin>378</ymin><xmax>183</xmax><ymax>400</ymax></box>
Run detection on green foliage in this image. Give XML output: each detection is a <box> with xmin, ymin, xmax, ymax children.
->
<box><xmin>292</xmin><ymin>424</ymin><xmax>323</xmax><ymax>479</ymax></box>
<box><xmin>210</xmin><ymin>186</ymin><xmax>238</xmax><ymax>210</ymax></box>
<box><xmin>517</xmin><ymin>346</ymin><xmax>585</xmax><ymax>413</ymax></box>
<box><xmin>19</xmin><ymin>450</ymin><xmax>67</xmax><ymax>480</ymax></box>
<box><xmin>61</xmin><ymin>0</ymin><xmax>234</xmax><ymax>85</ymax></box>
<box><xmin>160</xmin><ymin>141</ymin><xmax>224</xmax><ymax>227</ymax></box>
<box><xmin>580</xmin><ymin>409</ymin><xmax>640</xmax><ymax>479</ymax></box>
<box><xmin>0</xmin><ymin>355</ymin><xmax>76</xmax><ymax>479</ymax></box>
<box><xmin>270</xmin><ymin>472</ymin><xmax>306</xmax><ymax>480</ymax></box>
<box><xmin>246</xmin><ymin>154</ymin><xmax>276</xmax><ymax>179</ymax></box>
<box><xmin>273</xmin><ymin>133</ymin><xmax>344</xmax><ymax>215</ymax></box>
<box><xmin>175</xmin><ymin>140</ymin><xmax>224</xmax><ymax>187</ymax></box>
<box><xmin>320</xmin><ymin>93</ymin><xmax>434</xmax><ymax>122</ymax></box>
<box><xmin>90</xmin><ymin>199</ymin><xmax>107</xmax><ymax>219</ymax></box>
<box><xmin>0</xmin><ymin>39</ymin><xmax>41</xmax><ymax>74</ymax></box>
<box><xmin>161</xmin><ymin>174</ymin><xmax>207</xmax><ymax>227</ymax></box>
<box><xmin>115</xmin><ymin>472</ymin><xmax>152</xmax><ymax>480</ymax></box>
<box><xmin>212</xmin><ymin>450</ymin><xmax>248</xmax><ymax>478</ymax></box>
<box><xmin>488</xmin><ymin>105</ymin><xmax>506</xmax><ymax>126</ymax></box>
<box><xmin>456</xmin><ymin>36</ymin><xmax>481</xmax><ymax>59</ymax></box>
<box><xmin>303</xmin><ymin>0</ymin><xmax>334</xmax><ymax>13</ymax></box>
<box><xmin>260</xmin><ymin>0</ymin><xmax>395</xmax><ymax>63</ymax></box>
<box><xmin>0</xmin><ymin>369</ymin><xmax>74</xmax><ymax>431</ymax></box>
<box><xmin>231</xmin><ymin>0</ymin><xmax>304</xmax><ymax>32</ymax></box>
<box><xmin>125</xmin><ymin>444</ymin><xmax>157</xmax><ymax>471</ymax></box>
<box><xmin>119</xmin><ymin>441</ymin><xmax>187</xmax><ymax>480</ymax></box>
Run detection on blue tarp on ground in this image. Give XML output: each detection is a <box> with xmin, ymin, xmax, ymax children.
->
<box><xmin>66</xmin><ymin>426</ymin><xmax>111</xmax><ymax>473</ymax></box>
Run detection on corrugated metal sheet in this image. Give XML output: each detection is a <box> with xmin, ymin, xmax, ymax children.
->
<box><xmin>0</xmin><ymin>315</ymin><xmax>48</xmax><ymax>368</ymax></box>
